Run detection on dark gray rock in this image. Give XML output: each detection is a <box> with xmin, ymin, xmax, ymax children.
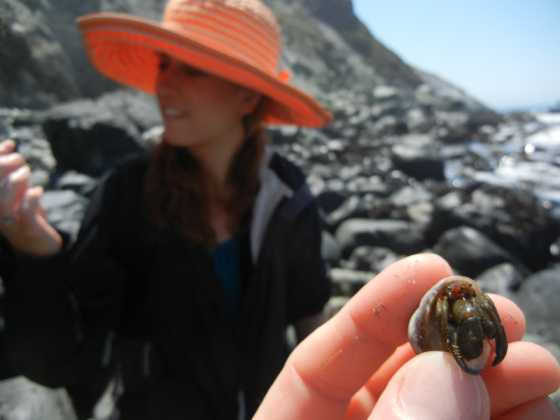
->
<box><xmin>514</xmin><ymin>266</ymin><xmax>560</xmax><ymax>345</ymax></box>
<box><xmin>475</xmin><ymin>263</ymin><xmax>526</xmax><ymax>301</ymax></box>
<box><xmin>343</xmin><ymin>246</ymin><xmax>401</xmax><ymax>274</ymax></box>
<box><xmin>390</xmin><ymin>134</ymin><xmax>445</xmax><ymax>181</ymax></box>
<box><xmin>9</xmin><ymin>127</ymin><xmax>56</xmax><ymax>172</ymax></box>
<box><xmin>52</xmin><ymin>171</ymin><xmax>98</xmax><ymax>196</ymax></box>
<box><xmin>42</xmin><ymin>190</ymin><xmax>89</xmax><ymax>241</ymax></box>
<box><xmin>321</xmin><ymin>230</ymin><xmax>341</xmax><ymax>266</ymax></box>
<box><xmin>42</xmin><ymin>94</ymin><xmax>147</xmax><ymax>177</ymax></box>
<box><xmin>324</xmin><ymin>195</ymin><xmax>368</xmax><ymax>231</ymax></box>
<box><xmin>335</xmin><ymin>218</ymin><xmax>425</xmax><ymax>257</ymax></box>
<box><xmin>426</xmin><ymin>185</ymin><xmax>559</xmax><ymax>272</ymax></box>
<box><xmin>433</xmin><ymin>226</ymin><xmax>528</xmax><ymax>278</ymax></box>
<box><xmin>316</xmin><ymin>190</ymin><xmax>346</xmax><ymax>214</ymax></box>
<box><xmin>330</xmin><ymin>268</ymin><xmax>375</xmax><ymax>297</ymax></box>
<box><xmin>0</xmin><ymin>0</ymin><xmax>80</xmax><ymax>109</ymax></box>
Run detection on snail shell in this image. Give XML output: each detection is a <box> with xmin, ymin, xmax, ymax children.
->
<box><xmin>408</xmin><ymin>276</ymin><xmax>493</xmax><ymax>372</ymax></box>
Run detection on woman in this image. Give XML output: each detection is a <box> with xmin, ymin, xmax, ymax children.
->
<box><xmin>0</xmin><ymin>0</ymin><xmax>332</xmax><ymax>418</ymax></box>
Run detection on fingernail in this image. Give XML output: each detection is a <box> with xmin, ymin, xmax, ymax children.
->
<box><xmin>398</xmin><ymin>352</ymin><xmax>487</xmax><ymax>420</ymax></box>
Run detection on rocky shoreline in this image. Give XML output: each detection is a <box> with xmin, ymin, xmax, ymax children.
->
<box><xmin>1</xmin><ymin>88</ymin><xmax>559</xmax><ymax>418</ymax></box>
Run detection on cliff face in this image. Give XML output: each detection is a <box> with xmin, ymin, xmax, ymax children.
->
<box><xmin>299</xmin><ymin>0</ymin><xmax>422</xmax><ymax>87</ymax></box>
<box><xmin>0</xmin><ymin>0</ymin><xmax>487</xmax><ymax>114</ymax></box>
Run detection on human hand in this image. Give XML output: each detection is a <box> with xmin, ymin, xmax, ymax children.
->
<box><xmin>0</xmin><ymin>139</ymin><xmax>62</xmax><ymax>255</ymax></box>
<box><xmin>254</xmin><ymin>254</ymin><xmax>560</xmax><ymax>420</ymax></box>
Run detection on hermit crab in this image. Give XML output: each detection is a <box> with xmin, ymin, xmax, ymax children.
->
<box><xmin>408</xmin><ymin>276</ymin><xmax>508</xmax><ymax>375</ymax></box>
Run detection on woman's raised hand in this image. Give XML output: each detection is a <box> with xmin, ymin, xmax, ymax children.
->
<box><xmin>0</xmin><ymin>139</ymin><xmax>62</xmax><ymax>255</ymax></box>
<box><xmin>253</xmin><ymin>254</ymin><xmax>560</xmax><ymax>420</ymax></box>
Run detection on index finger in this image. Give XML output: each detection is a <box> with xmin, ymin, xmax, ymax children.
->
<box><xmin>0</xmin><ymin>139</ymin><xmax>16</xmax><ymax>155</ymax></box>
<box><xmin>254</xmin><ymin>253</ymin><xmax>454</xmax><ymax>420</ymax></box>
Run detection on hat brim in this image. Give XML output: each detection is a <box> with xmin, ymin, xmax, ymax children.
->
<box><xmin>77</xmin><ymin>13</ymin><xmax>332</xmax><ymax>127</ymax></box>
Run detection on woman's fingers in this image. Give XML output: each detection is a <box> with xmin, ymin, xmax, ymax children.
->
<box><xmin>0</xmin><ymin>165</ymin><xmax>30</xmax><ymax>219</ymax></box>
<box><xmin>253</xmin><ymin>252</ymin><xmax>541</xmax><ymax>420</ymax></box>
<box><xmin>344</xmin><ymin>294</ymin><xmax>527</xmax><ymax>420</ymax></box>
<box><xmin>370</xmin><ymin>351</ymin><xmax>491</xmax><ymax>420</ymax></box>
<box><xmin>343</xmin><ymin>343</ymin><xmax>416</xmax><ymax>420</ymax></box>
<box><xmin>0</xmin><ymin>140</ymin><xmax>29</xmax><ymax>221</ymax></box>
<box><xmin>496</xmin><ymin>397</ymin><xmax>560</xmax><ymax>420</ymax></box>
<box><xmin>253</xmin><ymin>254</ymin><xmax>454</xmax><ymax>420</ymax></box>
<box><xmin>483</xmin><ymin>341</ymin><xmax>560</xmax><ymax>418</ymax></box>
<box><xmin>368</xmin><ymin>341</ymin><xmax>560</xmax><ymax>420</ymax></box>
<box><xmin>488</xmin><ymin>294</ymin><xmax>526</xmax><ymax>342</ymax></box>
<box><xmin>0</xmin><ymin>139</ymin><xmax>16</xmax><ymax>155</ymax></box>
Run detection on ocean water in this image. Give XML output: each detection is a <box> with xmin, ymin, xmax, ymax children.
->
<box><xmin>443</xmin><ymin>113</ymin><xmax>560</xmax><ymax>218</ymax></box>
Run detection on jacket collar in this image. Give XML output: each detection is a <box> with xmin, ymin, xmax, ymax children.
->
<box><xmin>250</xmin><ymin>146</ymin><xmax>293</xmax><ymax>263</ymax></box>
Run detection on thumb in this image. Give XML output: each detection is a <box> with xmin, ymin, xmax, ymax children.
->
<box><xmin>370</xmin><ymin>351</ymin><xmax>490</xmax><ymax>420</ymax></box>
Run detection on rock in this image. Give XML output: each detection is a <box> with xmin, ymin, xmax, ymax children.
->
<box><xmin>52</xmin><ymin>171</ymin><xmax>98</xmax><ymax>196</ymax></box>
<box><xmin>514</xmin><ymin>266</ymin><xmax>560</xmax><ymax>345</ymax></box>
<box><xmin>324</xmin><ymin>296</ymin><xmax>350</xmax><ymax>319</ymax></box>
<box><xmin>42</xmin><ymin>95</ymin><xmax>146</xmax><ymax>177</ymax></box>
<box><xmin>426</xmin><ymin>185</ymin><xmax>559</xmax><ymax>272</ymax></box>
<box><xmin>390</xmin><ymin>134</ymin><xmax>445</xmax><ymax>181</ymax></box>
<box><xmin>0</xmin><ymin>0</ymin><xmax>80</xmax><ymax>109</ymax></box>
<box><xmin>406</xmin><ymin>201</ymin><xmax>435</xmax><ymax>228</ymax></box>
<box><xmin>388</xmin><ymin>185</ymin><xmax>434</xmax><ymax>208</ymax></box>
<box><xmin>324</xmin><ymin>195</ymin><xmax>368</xmax><ymax>231</ymax></box>
<box><xmin>343</xmin><ymin>246</ymin><xmax>401</xmax><ymax>274</ymax></box>
<box><xmin>346</xmin><ymin>175</ymin><xmax>390</xmax><ymax>196</ymax></box>
<box><xmin>42</xmin><ymin>190</ymin><xmax>89</xmax><ymax>241</ymax></box>
<box><xmin>475</xmin><ymin>263</ymin><xmax>526</xmax><ymax>301</ymax></box>
<box><xmin>433</xmin><ymin>226</ymin><xmax>527</xmax><ymax>278</ymax></box>
<box><xmin>0</xmin><ymin>376</ymin><xmax>77</xmax><ymax>420</ymax></box>
<box><xmin>335</xmin><ymin>218</ymin><xmax>425</xmax><ymax>257</ymax></box>
<box><xmin>9</xmin><ymin>127</ymin><xmax>56</xmax><ymax>173</ymax></box>
<box><xmin>321</xmin><ymin>230</ymin><xmax>341</xmax><ymax>266</ymax></box>
<box><xmin>316</xmin><ymin>189</ymin><xmax>346</xmax><ymax>214</ymax></box>
<box><xmin>373</xmin><ymin>86</ymin><xmax>401</xmax><ymax>102</ymax></box>
<box><xmin>330</xmin><ymin>268</ymin><xmax>375</xmax><ymax>297</ymax></box>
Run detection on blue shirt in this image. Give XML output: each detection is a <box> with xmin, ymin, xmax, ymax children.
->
<box><xmin>212</xmin><ymin>237</ymin><xmax>240</xmax><ymax>315</ymax></box>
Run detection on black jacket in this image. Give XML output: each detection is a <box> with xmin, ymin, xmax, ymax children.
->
<box><xmin>0</xmin><ymin>148</ymin><xmax>330</xmax><ymax>420</ymax></box>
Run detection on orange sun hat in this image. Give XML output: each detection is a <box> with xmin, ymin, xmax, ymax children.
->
<box><xmin>77</xmin><ymin>0</ymin><xmax>332</xmax><ymax>128</ymax></box>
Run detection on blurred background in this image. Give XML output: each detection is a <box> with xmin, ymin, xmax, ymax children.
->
<box><xmin>0</xmin><ymin>0</ymin><xmax>559</xmax><ymax>418</ymax></box>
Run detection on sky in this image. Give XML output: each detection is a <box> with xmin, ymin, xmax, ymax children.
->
<box><xmin>352</xmin><ymin>0</ymin><xmax>560</xmax><ymax>112</ymax></box>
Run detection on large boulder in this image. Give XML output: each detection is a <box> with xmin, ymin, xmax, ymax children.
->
<box><xmin>42</xmin><ymin>90</ymin><xmax>160</xmax><ymax>177</ymax></box>
<box><xmin>0</xmin><ymin>0</ymin><xmax>80</xmax><ymax>109</ymax></box>
<box><xmin>426</xmin><ymin>185</ymin><xmax>559</xmax><ymax>272</ymax></box>
<box><xmin>390</xmin><ymin>134</ymin><xmax>445</xmax><ymax>181</ymax></box>
<box><xmin>474</xmin><ymin>263</ymin><xmax>526</xmax><ymax>301</ymax></box>
<box><xmin>514</xmin><ymin>266</ymin><xmax>560</xmax><ymax>345</ymax></box>
<box><xmin>433</xmin><ymin>226</ymin><xmax>529</xmax><ymax>278</ymax></box>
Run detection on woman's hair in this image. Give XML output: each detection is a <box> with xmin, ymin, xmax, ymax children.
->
<box><xmin>145</xmin><ymin>97</ymin><xmax>271</xmax><ymax>249</ymax></box>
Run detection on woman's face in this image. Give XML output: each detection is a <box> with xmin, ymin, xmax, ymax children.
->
<box><xmin>155</xmin><ymin>54</ymin><xmax>260</xmax><ymax>151</ymax></box>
